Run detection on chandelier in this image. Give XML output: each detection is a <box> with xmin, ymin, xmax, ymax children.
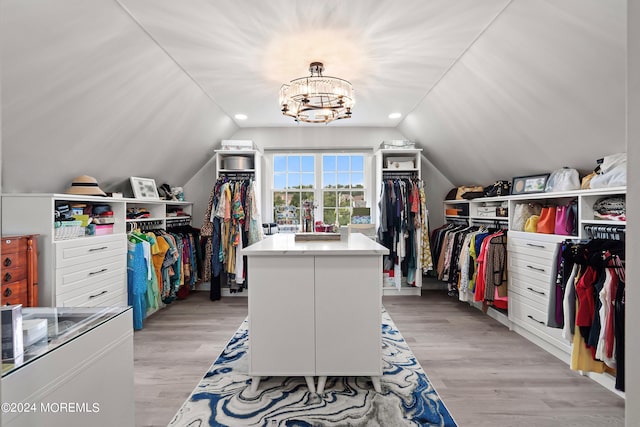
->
<box><xmin>279</xmin><ymin>62</ymin><xmax>354</xmax><ymax>124</ymax></box>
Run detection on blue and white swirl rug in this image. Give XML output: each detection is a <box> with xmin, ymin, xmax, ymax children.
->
<box><xmin>169</xmin><ymin>309</ymin><xmax>457</xmax><ymax>427</ymax></box>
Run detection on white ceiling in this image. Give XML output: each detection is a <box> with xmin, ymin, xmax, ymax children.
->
<box><xmin>118</xmin><ymin>0</ymin><xmax>511</xmax><ymax>127</ymax></box>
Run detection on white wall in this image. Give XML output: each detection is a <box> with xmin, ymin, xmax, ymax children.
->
<box><xmin>399</xmin><ymin>0</ymin><xmax>626</xmax><ymax>187</ymax></box>
<box><xmin>1</xmin><ymin>0</ymin><xmax>237</xmax><ymax>195</ymax></box>
<box><xmin>627</xmin><ymin>1</ymin><xmax>639</xmax><ymax>424</ymax></box>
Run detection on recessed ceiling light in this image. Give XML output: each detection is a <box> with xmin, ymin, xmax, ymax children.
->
<box><xmin>235</xmin><ymin>114</ymin><xmax>248</xmax><ymax>120</ymax></box>
<box><xmin>388</xmin><ymin>112</ymin><xmax>402</xmax><ymax>119</ymax></box>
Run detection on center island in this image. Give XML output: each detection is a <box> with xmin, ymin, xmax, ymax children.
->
<box><xmin>241</xmin><ymin>232</ymin><xmax>390</xmax><ymax>394</ymax></box>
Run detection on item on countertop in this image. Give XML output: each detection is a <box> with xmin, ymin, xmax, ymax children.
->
<box><xmin>590</xmin><ymin>153</ymin><xmax>627</xmax><ymax>189</ymax></box>
<box><xmin>511</xmin><ymin>202</ymin><xmax>542</xmax><ymax>231</ymax></box>
<box><xmin>483</xmin><ymin>180</ymin><xmax>511</xmax><ymax>197</ymax></box>
<box><xmin>524</xmin><ymin>215</ymin><xmax>540</xmax><ymax>233</ymax></box>
<box><xmin>593</xmin><ymin>196</ymin><xmax>626</xmax><ymax>221</ymax></box>
<box><xmin>536</xmin><ymin>207</ymin><xmax>557</xmax><ymax>234</ymax></box>
<box><xmin>1</xmin><ymin>305</ymin><xmax>24</xmax><ymax>361</ymax></box>
<box><xmin>511</xmin><ymin>174</ymin><xmax>550</xmax><ymax>195</ymax></box>
<box><xmin>456</xmin><ymin>185</ymin><xmax>484</xmax><ymax>200</ymax></box>
<box><xmin>554</xmin><ymin>201</ymin><xmax>577</xmax><ymax>235</ymax></box>
<box><xmin>581</xmin><ymin>172</ymin><xmax>597</xmax><ymax>189</ymax></box>
<box><xmin>545</xmin><ymin>167</ymin><xmax>580</xmax><ymax>192</ymax></box>
<box><xmin>65</xmin><ymin>175</ymin><xmax>107</xmax><ymax>197</ymax></box>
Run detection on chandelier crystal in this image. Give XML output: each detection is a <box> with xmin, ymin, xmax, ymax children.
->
<box><xmin>279</xmin><ymin>62</ymin><xmax>354</xmax><ymax>124</ymax></box>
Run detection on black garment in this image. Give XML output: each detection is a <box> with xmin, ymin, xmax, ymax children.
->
<box><xmin>614</xmin><ymin>278</ymin><xmax>625</xmax><ymax>391</ymax></box>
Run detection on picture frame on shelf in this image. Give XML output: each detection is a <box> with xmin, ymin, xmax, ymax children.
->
<box><xmin>130</xmin><ymin>177</ymin><xmax>160</xmax><ymax>200</ymax></box>
<box><xmin>511</xmin><ymin>174</ymin><xmax>550</xmax><ymax>195</ymax></box>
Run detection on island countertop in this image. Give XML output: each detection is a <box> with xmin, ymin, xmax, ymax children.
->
<box><xmin>241</xmin><ymin>232</ymin><xmax>389</xmax><ymax>256</ymax></box>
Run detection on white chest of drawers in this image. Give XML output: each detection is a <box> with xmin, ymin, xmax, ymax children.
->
<box><xmin>507</xmin><ymin>232</ymin><xmax>570</xmax><ymax>355</ymax></box>
<box><xmin>1</xmin><ymin>194</ymin><xmax>128</xmax><ymax>307</ymax></box>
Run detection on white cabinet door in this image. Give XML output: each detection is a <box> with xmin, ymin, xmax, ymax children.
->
<box><xmin>248</xmin><ymin>256</ymin><xmax>315</xmax><ymax>376</ymax></box>
<box><xmin>314</xmin><ymin>256</ymin><xmax>382</xmax><ymax>376</ymax></box>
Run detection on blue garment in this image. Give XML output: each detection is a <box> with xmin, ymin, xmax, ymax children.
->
<box><xmin>127</xmin><ymin>242</ymin><xmax>148</xmax><ymax>330</ymax></box>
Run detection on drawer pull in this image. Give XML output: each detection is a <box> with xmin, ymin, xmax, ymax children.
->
<box><xmin>526</xmin><ymin>243</ymin><xmax>546</xmax><ymax>249</ymax></box>
<box><xmin>89</xmin><ymin>290</ymin><xmax>108</xmax><ymax>299</ymax></box>
<box><xmin>88</xmin><ymin>246</ymin><xmax>108</xmax><ymax>252</ymax></box>
<box><xmin>3</xmin><ymin>257</ymin><xmax>11</xmax><ymax>267</ymax></box>
<box><xmin>88</xmin><ymin>268</ymin><xmax>108</xmax><ymax>276</ymax></box>
<box><xmin>4</xmin><ymin>272</ymin><xmax>12</xmax><ymax>282</ymax></box>
<box><xmin>3</xmin><ymin>288</ymin><xmax>12</xmax><ymax>297</ymax></box>
<box><xmin>526</xmin><ymin>265</ymin><xmax>546</xmax><ymax>273</ymax></box>
<box><xmin>527</xmin><ymin>287</ymin><xmax>546</xmax><ymax>296</ymax></box>
<box><xmin>527</xmin><ymin>315</ymin><xmax>545</xmax><ymax>325</ymax></box>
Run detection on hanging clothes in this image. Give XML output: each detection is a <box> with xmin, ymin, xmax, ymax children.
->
<box><xmin>377</xmin><ymin>177</ymin><xmax>428</xmax><ymax>288</ymax></box>
<box><xmin>202</xmin><ymin>176</ymin><xmax>263</xmax><ymax>298</ymax></box>
<box><xmin>560</xmin><ymin>238</ymin><xmax>625</xmax><ymax>391</ymax></box>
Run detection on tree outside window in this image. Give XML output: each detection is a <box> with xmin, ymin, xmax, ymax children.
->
<box><xmin>273</xmin><ymin>155</ymin><xmax>315</xmax><ymax>228</ymax></box>
<box><xmin>322</xmin><ymin>155</ymin><xmax>365</xmax><ymax>226</ymax></box>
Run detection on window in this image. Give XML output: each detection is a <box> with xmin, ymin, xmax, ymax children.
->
<box><xmin>272</xmin><ymin>155</ymin><xmax>315</xmax><ymax>227</ymax></box>
<box><xmin>270</xmin><ymin>152</ymin><xmax>368</xmax><ymax>230</ymax></box>
<box><xmin>322</xmin><ymin>155</ymin><xmax>365</xmax><ymax>226</ymax></box>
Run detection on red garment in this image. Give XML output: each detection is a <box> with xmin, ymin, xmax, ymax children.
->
<box><xmin>473</xmin><ymin>237</ymin><xmax>491</xmax><ymax>302</ymax></box>
<box><xmin>575</xmin><ymin>266</ymin><xmax>597</xmax><ymax>327</ymax></box>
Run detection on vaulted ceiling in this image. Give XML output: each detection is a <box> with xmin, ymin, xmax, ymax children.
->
<box><xmin>116</xmin><ymin>0</ymin><xmax>511</xmax><ymax>127</ymax></box>
<box><xmin>1</xmin><ymin>0</ymin><xmax>627</xmax><ymax>195</ymax></box>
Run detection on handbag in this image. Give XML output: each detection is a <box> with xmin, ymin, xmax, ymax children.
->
<box><xmin>545</xmin><ymin>167</ymin><xmax>580</xmax><ymax>192</ymax></box>
<box><xmin>537</xmin><ymin>207</ymin><xmax>557</xmax><ymax>234</ymax></box>
<box><xmin>483</xmin><ymin>180</ymin><xmax>511</xmax><ymax>197</ymax></box>
<box><xmin>455</xmin><ymin>185</ymin><xmax>484</xmax><ymax>200</ymax></box>
<box><xmin>524</xmin><ymin>215</ymin><xmax>540</xmax><ymax>233</ymax></box>
<box><xmin>512</xmin><ymin>202</ymin><xmax>542</xmax><ymax>231</ymax></box>
<box><xmin>554</xmin><ymin>202</ymin><xmax>576</xmax><ymax>235</ymax></box>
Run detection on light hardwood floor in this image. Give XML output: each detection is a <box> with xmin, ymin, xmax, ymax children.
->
<box><xmin>134</xmin><ymin>289</ymin><xmax>624</xmax><ymax>427</ymax></box>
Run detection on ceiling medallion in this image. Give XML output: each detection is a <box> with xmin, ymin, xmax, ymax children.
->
<box><xmin>279</xmin><ymin>62</ymin><xmax>354</xmax><ymax>124</ymax></box>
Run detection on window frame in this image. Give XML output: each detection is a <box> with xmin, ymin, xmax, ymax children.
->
<box><xmin>265</xmin><ymin>151</ymin><xmax>372</xmax><ymax>230</ymax></box>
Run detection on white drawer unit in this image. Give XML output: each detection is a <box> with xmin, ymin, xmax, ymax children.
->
<box><xmin>508</xmin><ymin>234</ymin><xmax>565</xmax><ymax>352</ymax></box>
<box><xmin>509</xmin><ymin>293</ymin><xmax>570</xmax><ymax>354</ymax></box>
<box><xmin>509</xmin><ymin>271</ymin><xmax>551</xmax><ymax>307</ymax></box>
<box><xmin>59</xmin><ymin>278</ymin><xmax>126</xmax><ymax>307</ymax></box>
<box><xmin>55</xmin><ymin>234</ymin><xmax>126</xmax><ymax>267</ymax></box>
<box><xmin>508</xmin><ymin>236</ymin><xmax>559</xmax><ymax>261</ymax></box>
<box><xmin>1</xmin><ymin>193</ymin><xmax>129</xmax><ymax>307</ymax></box>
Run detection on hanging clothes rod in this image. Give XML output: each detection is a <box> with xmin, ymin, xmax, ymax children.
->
<box><xmin>218</xmin><ymin>171</ymin><xmax>254</xmax><ymax>179</ymax></box>
<box><xmin>382</xmin><ymin>172</ymin><xmax>419</xmax><ymax>179</ymax></box>
<box><xmin>584</xmin><ymin>224</ymin><xmax>625</xmax><ymax>241</ymax></box>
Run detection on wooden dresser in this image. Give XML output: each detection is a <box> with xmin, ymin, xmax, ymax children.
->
<box><xmin>1</xmin><ymin>235</ymin><xmax>39</xmax><ymax>307</ymax></box>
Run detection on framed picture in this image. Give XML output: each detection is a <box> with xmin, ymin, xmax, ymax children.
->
<box><xmin>511</xmin><ymin>174</ymin><xmax>550</xmax><ymax>195</ymax></box>
<box><xmin>130</xmin><ymin>177</ymin><xmax>160</xmax><ymax>200</ymax></box>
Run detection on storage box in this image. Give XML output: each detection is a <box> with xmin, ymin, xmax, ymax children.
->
<box><xmin>22</xmin><ymin>318</ymin><xmax>47</xmax><ymax>347</ymax></box>
<box><xmin>94</xmin><ymin>224</ymin><xmax>114</xmax><ymax>235</ymax></box>
<box><xmin>386</xmin><ymin>157</ymin><xmax>414</xmax><ymax>169</ymax></box>
<box><xmin>221</xmin><ymin>140</ymin><xmax>254</xmax><ymax>150</ymax></box>
<box><xmin>2</xmin><ymin>305</ymin><xmax>24</xmax><ymax>361</ymax></box>
<box><xmin>223</xmin><ymin>156</ymin><xmax>253</xmax><ymax>170</ymax></box>
<box><xmin>380</xmin><ymin>140</ymin><xmax>416</xmax><ymax>149</ymax></box>
<box><xmin>477</xmin><ymin>207</ymin><xmax>496</xmax><ymax>217</ymax></box>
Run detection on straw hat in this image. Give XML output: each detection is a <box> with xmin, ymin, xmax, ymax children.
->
<box><xmin>65</xmin><ymin>175</ymin><xmax>107</xmax><ymax>196</ymax></box>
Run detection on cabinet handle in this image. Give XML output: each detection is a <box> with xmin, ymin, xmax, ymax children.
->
<box><xmin>88</xmin><ymin>246</ymin><xmax>108</xmax><ymax>252</ymax></box>
<box><xmin>88</xmin><ymin>268</ymin><xmax>108</xmax><ymax>276</ymax></box>
<box><xmin>3</xmin><ymin>288</ymin><xmax>11</xmax><ymax>297</ymax></box>
<box><xmin>526</xmin><ymin>243</ymin><xmax>546</xmax><ymax>249</ymax></box>
<box><xmin>527</xmin><ymin>287</ymin><xmax>546</xmax><ymax>296</ymax></box>
<box><xmin>89</xmin><ymin>290</ymin><xmax>108</xmax><ymax>299</ymax></box>
<box><xmin>527</xmin><ymin>315</ymin><xmax>545</xmax><ymax>325</ymax></box>
<box><xmin>526</xmin><ymin>265</ymin><xmax>546</xmax><ymax>273</ymax></box>
<box><xmin>3</xmin><ymin>257</ymin><xmax>11</xmax><ymax>267</ymax></box>
<box><xmin>4</xmin><ymin>272</ymin><xmax>12</xmax><ymax>282</ymax></box>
